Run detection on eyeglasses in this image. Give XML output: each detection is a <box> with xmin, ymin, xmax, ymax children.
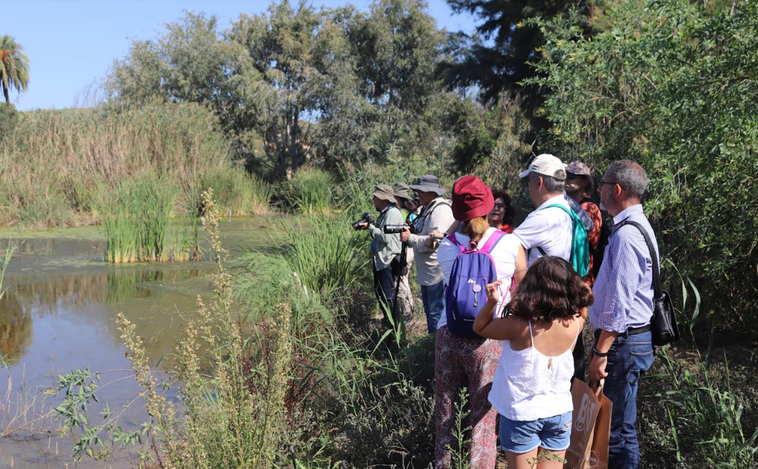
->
<box><xmin>493</xmin><ymin>202</ymin><xmax>505</xmax><ymax>208</ymax></box>
<box><xmin>598</xmin><ymin>180</ymin><xmax>619</xmax><ymax>188</ymax></box>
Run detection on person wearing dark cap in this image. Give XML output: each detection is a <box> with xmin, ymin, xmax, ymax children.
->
<box><xmin>435</xmin><ymin>175</ymin><xmax>527</xmax><ymax>469</ymax></box>
<box><xmin>565</xmin><ymin>161</ymin><xmax>604</xmax><ymax>285</ymax></box>
<box><xmin>356</xmin><ymin>184</ymin><xmax>404</xmax><ymax>318</ymax></box>
<box><xmin>402</xmin><ymin>175</ymin><xmax>455</xmax><ymax>333</ymax></box>
<box><xmin>393</xmin><ymin>182</ymin><xmax>418</xmax><ymax>321</ymax></box>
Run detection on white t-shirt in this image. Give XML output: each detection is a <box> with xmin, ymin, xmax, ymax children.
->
<box><xmin>513</xmin><ymin>195</ymin><xmax>573</xmax><ymax>266</ymax></box>
<box><xmin>437</xmin><ymin>228</ymin><xmax>522</xmax><ymax>330</ymax></box>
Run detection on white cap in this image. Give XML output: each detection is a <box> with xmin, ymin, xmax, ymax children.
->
<box><xmin>518</xmin><ymin>154</ymin><xmax>567</xmax><ymax>181</ymax></box>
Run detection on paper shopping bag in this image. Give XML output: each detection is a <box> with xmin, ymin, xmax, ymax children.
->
<box><xmin>587</xmin><ymin>383</ymin><xmax>612</xmax><ymax>469</ymax></box>
<box><xmin>564</xmin><ymin>379</ymin><xmax>601</xmax><ymax>469</ymax></box>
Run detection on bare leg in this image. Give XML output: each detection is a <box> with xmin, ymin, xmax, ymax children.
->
<box><xmin>505</xmin><ymin>448</ymin><xmax>539</xmax><ymax>469</ymax></box>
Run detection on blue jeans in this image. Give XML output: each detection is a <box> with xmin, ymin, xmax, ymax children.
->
<box><xmin>420</xmin><ymin>281</ymin><xmax>445</xmax><ymax>334</ymax></box>
<box><xmin>596</xmin><ymin>330</ymin><xmax>654</xmax><ymax>469</ymax></box>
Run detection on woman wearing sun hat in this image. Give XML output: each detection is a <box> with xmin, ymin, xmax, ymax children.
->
<box><xmin>434</xmin><ymin>175</ymin><xmax>527</xmax><ymax>468</ymax></box>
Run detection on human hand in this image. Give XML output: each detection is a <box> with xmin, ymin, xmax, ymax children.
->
<box><xmin>485</xmin><ymin>280</ymin><xmax>503</xmax><ymax>304</ymax></box>
<box><xmin>430</xmin><ymin>230</ymin><xmax>445</xmax><ymax>240</ymax></box>
<box><xmin>357</xmin><ymin>222</ymin><xmax>369</xmax><ymax>230</ymax></box>
<box><xmin>400</xmin><ymin>228</ymin><xmax>411</xmax><ymax>242</ymax></box>
<box><xmin>589</xmin><ymin>354</ymin><xmax>609</xmax><ymax>382</ymax></box>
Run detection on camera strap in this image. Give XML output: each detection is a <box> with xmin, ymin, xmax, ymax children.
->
<box><xmin>415</xmin><ymin>198</ymin><xmax>451</xmax><ymax>232</ymax></box>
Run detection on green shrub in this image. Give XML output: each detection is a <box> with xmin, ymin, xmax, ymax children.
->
<box><xmin>528</xmin><ymin>0</ymin><xmax>758</xmax><ymax>333</ymax></box>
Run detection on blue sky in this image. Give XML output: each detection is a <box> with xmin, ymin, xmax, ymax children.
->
<box><xmin>3</xmin><ymin>0</ymin><xmax>478</xmax><ymax>111</ymax></box>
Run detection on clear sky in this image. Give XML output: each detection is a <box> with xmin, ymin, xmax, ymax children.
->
<box><xmin>2</xmin><ymin>0</ymin><xmax>478</xmax><ymax>111</ymax></box>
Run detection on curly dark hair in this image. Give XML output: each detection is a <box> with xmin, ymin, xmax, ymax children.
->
<box><xmin>508</xmin><ymin>256</ymin><xmax>594</xmax><ymax>322</ymax></box>
<box><xmin>491</xmin><ymin>190</ymin><xmax>516</xmax><ymax>225</ymax></box>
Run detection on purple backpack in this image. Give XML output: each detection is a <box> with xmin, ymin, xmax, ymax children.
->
<box><xmin>445</xmin><ymin>230</ymin><xmax>506</xmax><ymax>338</ymax></box>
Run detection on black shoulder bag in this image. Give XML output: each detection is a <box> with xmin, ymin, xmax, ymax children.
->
<box><xmin>616</xmin><ymin>220</ymin><xmax>681</xmax><ymax>346</ymax></box>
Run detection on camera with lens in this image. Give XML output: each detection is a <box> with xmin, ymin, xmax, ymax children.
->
<box><xmin>351</xmin><ymin>212</ymin><xmax>375</xmax><ymax>230</ymax></box>
<box><xmin>383</xmin><ymin>224</ymin><xmax>418</xmax><ymax>234</ymax></box>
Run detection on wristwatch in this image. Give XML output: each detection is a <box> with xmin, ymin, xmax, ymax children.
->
<box><xmin>592</xmin><ymin>346</ymin><xmax>610</xmax><ymax>357</ymax></box>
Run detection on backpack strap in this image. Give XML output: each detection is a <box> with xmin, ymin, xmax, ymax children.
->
<box><xmin>447</xmin><ymin>233</ymin><xmax>465</xmax><ymax>253</ymax></box>
<box><xmin>480</xmin><ymin>230</ymin><xmax>506</xmax><ymax>254</ymax></box>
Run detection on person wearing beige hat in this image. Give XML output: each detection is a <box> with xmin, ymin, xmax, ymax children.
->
<box><xmin>356</xmin><ymin>184</ymin><xmax>404</xmax><ymax>319</ymax></box>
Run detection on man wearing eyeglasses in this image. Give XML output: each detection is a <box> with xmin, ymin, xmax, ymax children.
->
<box><xmin>564</xmin><ymin>161</ymin><xmax>604</xmax><ymax>286</ymax></box>
<box><xmin>514</xmin><ymin>153</ymin><xmax>593</xmax><ymax>382</ymax></box>
<box><xmin>589</xmin><ymin>160</ymin><xmax>658</xmax><ymax>469</ymax></box>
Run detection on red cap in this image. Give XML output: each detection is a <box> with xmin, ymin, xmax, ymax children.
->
<box><xmin>452</xmin><ymin>175</ymin><xmax>494</xmax><ymax>221</ymax></box>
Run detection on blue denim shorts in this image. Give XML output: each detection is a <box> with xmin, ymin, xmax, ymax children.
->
<box><xmin>499</xmin><ymin>411</ymin><xmax>573</xmax><ymax>453</ymax></box>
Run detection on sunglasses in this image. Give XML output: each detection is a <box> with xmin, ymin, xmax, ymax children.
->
<box><xmin>493</xmin><ymin>202</ymin><xmax>505</xmax><ymax>208</ymax></box>
<box><xmin>598</xmin><ymin>180</ymin><xmax>619</xmax><ymax>188</ymax></box>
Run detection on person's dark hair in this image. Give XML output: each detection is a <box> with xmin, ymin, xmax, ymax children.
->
<box><xmin>491</xmin><ymin>190</ymin><xmax>516</xmax><ymax>225</ymax></box>
<box><xmin>508</xmin><ymin>256</ymin><xmax>594</xmax><ymax>322</ymax></box>
<box><xmin>530</xmin><ymin>172</ymin><xmax>564</xmax><ymax>193</ymax></box>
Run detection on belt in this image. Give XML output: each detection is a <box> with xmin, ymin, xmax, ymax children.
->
<box><xmin>618</xmin><ymin>324</ymin><xmax>651</xmax><ymax>338</ymax></box>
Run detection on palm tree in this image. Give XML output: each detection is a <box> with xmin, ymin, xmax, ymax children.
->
<box><xmin>0</xmin><ymin>36</ymin><xmax>30</xmax><ymax>108</ymax></box>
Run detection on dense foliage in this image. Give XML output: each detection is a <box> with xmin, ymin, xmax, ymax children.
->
<box><xmin>528</xmin><ymin>0</ymin><xmax>758</xmax><ymax>332</ymax></box>
<box><xmin>106</xmin><ymin>0</ymin><xmax>452</xmax><ymax>180</ymax></box>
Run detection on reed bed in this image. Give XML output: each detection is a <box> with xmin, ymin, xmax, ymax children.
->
<box><xmin>201</xmin><ymin>167</ymin><xmax>273</xmax><ymax>217</ymax></box>
<box><xmin>0</xmin><ymin>104</ymin><xmax>267</xmax><ymax>227</ymax></box>
<box><xmin>94</xmin><ymin>172</ymin><xmax>176</xmax><ymax>263</ymax></box>
<box><xmin>282</xmin><ymin>167</ymin><xmax>334</xmax><ymax>214</ymax></box>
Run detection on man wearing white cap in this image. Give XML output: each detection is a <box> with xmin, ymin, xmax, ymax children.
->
<box><xmin>514</xmin><ymin>153</ymin><xmax>591</xmax><ymax>381</ymax></box>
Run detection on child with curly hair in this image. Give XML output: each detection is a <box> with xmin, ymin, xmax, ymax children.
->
<box><xmin>473</xmin><ymin>256</ymin><xmax>593</xmax><ymax>469</ymax></box>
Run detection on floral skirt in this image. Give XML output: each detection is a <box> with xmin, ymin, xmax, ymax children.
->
<box><xmin>434</xmin><ymin>326</ymin><xmax>502</xmax><ymax>468</ymax></box>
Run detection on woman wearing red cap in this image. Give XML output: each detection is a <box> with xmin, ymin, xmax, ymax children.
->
<box><xmin>435</xmin><ymin>176</ymin><xmax>527</xmax><ymax>468</ymax></box>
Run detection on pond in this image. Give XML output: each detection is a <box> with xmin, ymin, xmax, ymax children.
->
<box><xmin>0</xmin><ymin>218</ymin><xmax>277</xmax><ymax>468</ymax></box>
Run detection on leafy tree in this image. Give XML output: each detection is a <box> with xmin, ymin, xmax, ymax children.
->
<box><xmin>106</xmin><ymin>13</ymin><xmax>252</xmax><ymax>133</ymax></box>
<box><xmin>0</xmin><ymin>36</ymin><xmax>30</xmax><ymax>109</ymax></box>
<box><xmin>441</xmin><ymin>0</ymin><xmax>590</xmax><ymax>125</ymax></box>
<box><xmin>529</xmin><ymin>0</ymin><xmax>758</xmax><ymax>332</ymax></box>
<box><xmin>228</xmin><ymin>1</ymin><xmax>323</xmax><ymax>179</ymax></box>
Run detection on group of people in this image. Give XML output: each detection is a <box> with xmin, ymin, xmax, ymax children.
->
<box><xmin>359</xmin><ymin>155</ymin><xmax>658</xmax><ymax>469</ymax></box>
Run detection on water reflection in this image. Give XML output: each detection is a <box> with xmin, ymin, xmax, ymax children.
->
<box><xmin>0</xmin><ymin>268</ymin><xmax>204</xmax><ymax>364</ymax></box>
<box><xmin>0</xmin><ymin>293</ymin><xmax>32</xmax><ymax>365</ymax></box>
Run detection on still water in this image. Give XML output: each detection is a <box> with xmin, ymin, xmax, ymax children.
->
<box><xmin>0</xmin><ymin>219</ymin><xmax>274</xmax><ymax>468</ymax></box>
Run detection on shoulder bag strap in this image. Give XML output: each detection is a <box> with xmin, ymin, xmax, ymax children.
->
<box><xmin>615</xmin><ymin>220</ymin><xmax>661</xmax><ymax>298</ymax></box>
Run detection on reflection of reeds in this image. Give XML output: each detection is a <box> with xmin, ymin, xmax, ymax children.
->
<box><xmin>94</xmin><ymin>171</ymin><xmax>176</xmax><ymax>263</ymax></box>
<box><xmin>8</xmin><ymin>268</ymin><xmax>202</xmax><ymax>314</ymax></box>
<box><xmin>0</xmin><ymin>293</ymin><xmax>32</xmax><ymax>365</ymax></box>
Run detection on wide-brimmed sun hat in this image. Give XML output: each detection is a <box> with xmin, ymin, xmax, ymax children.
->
<box><xmin>451</xmin><ymin>175</ymin><xmax>494</xmax><ymax>222</ymax></box>
<box><xmin>518</xmin><ymin>154</ymin><xmax>567</xmax><ymax>181</ymax></box>
<box><xmin>409</xmin><ymin>175</ymin><xmax>446</xmax><ymax>196</ymax></box>
<box><xmin>372</xmin><ymin>184</ymin><xmax>397</xmax><ymax>204</ymax></box>
<box><xmin>393</xmin><ymin>183</ymin><xmax>411</xmax><ymax>200</ymax></box>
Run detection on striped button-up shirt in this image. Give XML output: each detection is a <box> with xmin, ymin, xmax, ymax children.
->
<box><xmin>589</xmin><ymin>204</ymin><xmax>659</xmax><ymax>333</ymax></box>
